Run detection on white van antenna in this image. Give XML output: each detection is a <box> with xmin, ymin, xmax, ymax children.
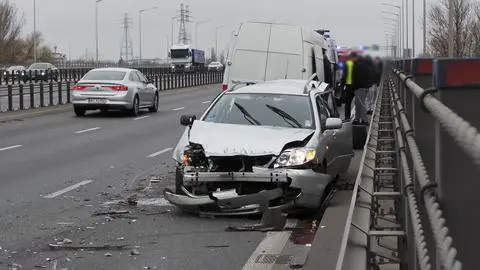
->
<box><xmin>284</xmin><ymin>60</ymin><xmax>289</xmax><ymax>79</ymax></box>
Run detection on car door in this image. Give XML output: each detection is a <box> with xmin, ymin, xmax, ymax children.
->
<box><xmin>314</xmin><ymin>94</ymin><xmax>336</xmax><ymax>171</ymax></box>
<box><xmin>321</xmin><ymin>91</ymin><xmax>353</xmax><ymax>169</ymax></box>
<box><xmin>136</xmin><ymin>71</ymin><xmax>155</xmax><ymax>104</ymax></box>
<box><xmin>130</xmin><ymin>71</ymin><xmax>146</xmax><ymax>105</ymax></box>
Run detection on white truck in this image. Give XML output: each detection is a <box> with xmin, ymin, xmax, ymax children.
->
<box><xmin>221</xmin><ymin>21</ymin><xmax>328</xmax><ymax>91</ymax></box>
<box><xmin>169</xmin><ymin>44</ymin><xmax>206</xmax><ymax>72</ymax></box>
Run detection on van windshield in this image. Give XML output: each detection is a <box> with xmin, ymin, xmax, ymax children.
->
<box><xmin>204</xmin><ymin>93</ymin><xmax>315</xmax><ymax>129</ymax></box>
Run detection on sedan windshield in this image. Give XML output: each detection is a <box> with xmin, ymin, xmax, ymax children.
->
<box><xmin>203</xmin><ymin>93</ymin><xmax>315</xmax><ymax>129</ymax></box>
<box><xmin>29</xmin><ymin>63</ymin><xmax>49</xmax><ymax>69</ymax></box>
<box><xmin>82</xmin><ymin>70</ymin><xmax>126</xmax><ymax>81</ymax></box>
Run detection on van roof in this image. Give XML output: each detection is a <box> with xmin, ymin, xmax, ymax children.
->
<box><xmin>230</xmin><ymin>79</ymin><xmax>315</xmax><ymax>96</ymax></box>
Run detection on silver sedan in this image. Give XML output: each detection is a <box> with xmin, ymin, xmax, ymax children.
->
<box><xmin>71</xmin><ymin>68</ymin><xmax>159</xmax><ymax>116</ymax></box>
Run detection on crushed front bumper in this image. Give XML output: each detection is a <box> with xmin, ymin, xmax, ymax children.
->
<box><xmin>164</xmin><ymin>167</ymin><xmax>332</xmax><ymax>214</ymax></box>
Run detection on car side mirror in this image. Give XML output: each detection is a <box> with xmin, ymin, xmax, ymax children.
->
<box><xmin>180</xmin><ymin>114</ymin><xmax>196</xmax><ymax>126</ymax></box>
<box><xmin>325</xmin><ymin>117</ymin><xmax>342</xmax><ymax>130</ymax></box>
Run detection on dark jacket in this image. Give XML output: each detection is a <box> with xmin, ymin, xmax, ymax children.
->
<box><xmin>352</xmin><ymin>57</ymin><xmax>373</xmax><ymax>90</ymax></box>
<box><xmin>374</xmin><ymin>61</ymin><xmax>383</xmax><ymax>85</ymax></box>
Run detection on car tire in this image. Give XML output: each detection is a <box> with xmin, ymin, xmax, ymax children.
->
<box><xmin>149</xmin><ymin>92</ymin><xmax>159</xmax><ymax>113</ymax></box>
<box><xmin>74</xmin><ymin>106</ymin><xmax>86</xmax><ymax>117</ymax></box>
<box><xmin>130</xmin><ymin>95</ymin><xmax>140</xmax><ymax>116</ymax></box>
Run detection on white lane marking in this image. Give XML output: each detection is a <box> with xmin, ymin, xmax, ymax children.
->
<box><xmin>202</xmin><ymin>100</ymin><xmax>211</xmax><ymax>104</ymax></box>
<box><xmin>172</xmin><ymin>107</ymin><xmax>185</xmax><ymax>111</ymax></box>
<box><xmin>134</xmin><ymin>115</ymin><xmax>151</xmax><ymax>121</ymax></box>
<box><xmin>75</xmin><ymin>127</ymin><xmax>101</xmax><ymax>134</ymax></box>
<box><xmin>242</xmin><ymin>219</ymin><xmax>298</xmax><ymax>270</ymax></box>
<box><xmin>146</xmin><ymin>147</ymin><xmax>173</xmax><ymax>158</ymax></box>
<box><xmin>44</xmin><ymin>180</ymin><xmax>93</xmax><ymax>199</ymax></box>
<box><xmin>0</xmin><ymin>145</ymin><xmax>22</xmax><ymax>152</ymax></box>
<box><xmin>136</xmin><ymin>198</ymin><xmax>172</xmax><ymax>206</ymax></box>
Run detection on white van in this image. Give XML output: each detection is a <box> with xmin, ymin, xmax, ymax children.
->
<box><xmin>221</xmin><ymin>21</ymin><xmax>327</xmax><ymax>91</ymax></box>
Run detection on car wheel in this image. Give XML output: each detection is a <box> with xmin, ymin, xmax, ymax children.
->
<box><xmin>74</xmin><ymin>106</ymin><xmax>86</xmax><ymax>117</ymax></box>
<box><xmin>149</xmin><ymin>92</ymin><xmax>159</xmax><ymax>112</ymax></box>
<box><xmin>130</xmin><ymin>95</ymin><xmax>140</xmax><ymax>116</ymax></box>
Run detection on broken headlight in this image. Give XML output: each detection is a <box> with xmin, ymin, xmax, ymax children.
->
<box><xmin>181</xmin><ymin>144</ymin><xmax>208</xmax><ymax>167</ymax></box>
<box><xmin>274</xmin><ymin>147</ymin><xmax>316</xmax><ymax>168</ymax></box>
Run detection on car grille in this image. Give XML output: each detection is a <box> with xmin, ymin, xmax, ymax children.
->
<box><xmin>209</xmin><ymin>155</ymin><xmax>275</xmax><ymax>172</ymax></box>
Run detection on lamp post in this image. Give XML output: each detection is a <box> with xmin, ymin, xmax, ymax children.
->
<box><xmin>423</xmin><ymin>0</ymin><xmax>427</xmax><ymax>54</ymax></box>
<box><xmin>33</xmin><ymin>0</ymin><xmax>37</xmax><ymax>62</ymax></box>
<box><xmin>138</xmin><ymin>6</ymin><xmax>158</xmax><ymax>65</ymax></box>
<box><xmin>195</xmin><ymin>20</ymin><xmax>210</xmax><ymax>49</ymax></box>
<box><xmin>382</xmin><ymin>10</ymin><xmax>401</xmax><ymax>59</ymax></box>
<box><xmin>382</xmin><ymin>3</ymin><xmax>403</xmax><ymax>57</ymax></box>
<box><xmin>448</xmin><ymin>0</ymin><xmax>454</xmax><ymax>57</ymax></box>
<box><xmin>215</xmin><ymin>25</ymin><xmax>229</xmax><ymax>60</ymax></box>
<box><xmin>95</xmin><ymin>0</ymin><xmax>105</xmax><ymax>64</ymax></box>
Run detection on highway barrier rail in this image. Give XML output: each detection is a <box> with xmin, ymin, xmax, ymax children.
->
<box><xmin>333</xmin><ymin>57</ymin><xmax>480</xmax><ymax>270</ymax></box>
<box><xmin>0</xmin><ymin>71</ymin><xmax>223</xmax><ymax>113</ymax></box>
<box><xmin>0</xmin><ymin>66</ymin><xmax>213</xmax><ymax>86</ymax></box>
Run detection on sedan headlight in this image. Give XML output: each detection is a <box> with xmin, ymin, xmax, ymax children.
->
<box><xmin>274</xmin><ymin>147</ymin><xmax>316</xmax><ymax>168</ymax></box>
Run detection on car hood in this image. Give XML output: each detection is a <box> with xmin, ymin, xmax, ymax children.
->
<box><xmin>188</xmin><ymin>120</ymin><xmax>314</xmax><ymax>157</ymax></box>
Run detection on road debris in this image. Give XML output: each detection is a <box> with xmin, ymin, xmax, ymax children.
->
<box><xmin>63</xmin><ymin>238</ymin><xmax>73</xmax><ymax>244</ymax></box>
<box><xmin>105</xmin><ymin>252</ymin><xmax>112</xmax><ymax>257</ymax></box>
<box><xmin>130</xmin><ymin>249</ymin><xmax>140</xmax><ymax>256</ymax></box>
<box><xmin>226</xmin><ymin>208</ymin><xmax>287</xmax><ymax>232</ymax></box>
<box><xmin>205</xmin><ymin>245</ymin><xmax>229</xmax><ymax>248</ymax></box>
<box><xmin>93</xmin><ymin>210</ymin><xmax>129</xmax><ymax>216</ymax></box>
<box><xmin>8</xmin><ymin>263</ymin><xmax>22</xmax><ymax>269</ymax></box>
<box><xmin>127</xmin><ymin>195</ymin><xmax>138</xmax><ymax>206</ymax></box>
<box><xmin>48</xmin><ymin>243</ymin><xmax>128</xmax><ymax>251</ymax></box>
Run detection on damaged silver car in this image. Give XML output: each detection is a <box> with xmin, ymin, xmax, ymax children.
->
<box><xmin>164</xmin><ymin>76</ymin><xmax>354</xmax><ymax>215</ymax></box>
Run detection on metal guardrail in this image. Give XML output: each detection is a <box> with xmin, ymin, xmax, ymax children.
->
<box><xmin>0</xmin><ymin>67</ymin><xmax>215</xmax><ymax>85</ymax></box>
<box><xmin>0</xmin><ymin>71</ymin><xmax>223</xmax><ymax>112</ymax></box>
<box><xmin>334</xmin><ymin>61</ymin><xmax>480</xmax><ymax>269</ymax></box>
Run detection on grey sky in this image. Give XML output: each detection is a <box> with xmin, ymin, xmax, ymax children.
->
<box><xmin>10</xmin><ymin>0</ymin><xmax>437</xmax><ymax>60</ymax></box>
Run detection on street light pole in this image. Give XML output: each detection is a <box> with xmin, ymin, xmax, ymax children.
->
<box><xmin>171</xmin><ymin>16</ymin><xmax>177</xmax><ymax>47</ymax></box>
<box><xmin>33</xmin><ymin>0</ymin><xmax>37</xmax><ymax>62</ymax></box>
<box><xmin>215</xmin><ymin>25</ymin><xmax>229</xmax><ymax>60</ymax></box>
<box><xmin>195</xmin><ymin>20</ymin><xmax>210</xmax><ymax>49</ymax></box>
<box><xmin>448</xmin><ymin>0</ymin><xmax>454</xmax><ymax>57</ymax></box>
<box><xmin>405</xmin><ymin>0</ymin><xmax>409</xmax><ymax>57</ymax></box>
<box><xmin>423</xmin><ymin>0</ymin><xmax>427</xmax><ymax>54</ymax></box>
<box><xmin>138</xmin><ymin>7</ymin><xmax>158</xmax><ymax>65</ymax></box>
<box><xmin>382</xmin><ymin>3</ymin><xmax>402</xmax><ymax>58</ymax></box>
<box><xmin>95</xmin><ymin>0</ymin><xmax>104</xmax><ymax>64</ymax></box>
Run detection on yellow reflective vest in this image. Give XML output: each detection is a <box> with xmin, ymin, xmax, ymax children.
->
<box><xmin>345</xmin><ymin>59</ymin><xmax>354</xmax><ymax>85</ymax></box>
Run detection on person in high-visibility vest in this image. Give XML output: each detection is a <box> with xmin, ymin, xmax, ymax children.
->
<box><xmin>340</xmin><ymin>51</ymin><xmax>359</xmax><ymax>121</ymax></box>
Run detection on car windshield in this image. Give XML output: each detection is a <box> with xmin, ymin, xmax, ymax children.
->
<box><xmin>7</xmin><ymin>66</ymin><xmax>23</xmax><ymax>71</ymax></box>
<box><xmin>29</xmin><ymin>63</ymin><xmax>49</xmax><ymax>69</ymax></box>
<box><xmin>170</xmin><ymin>49</ymin><xmax>189</xmax><ymax>58</ymax></box>
<box><xmin>203</xmin><ymin>93</ymin><xmax>315</xmax><ymax>129</ymax></box>
<box><xmin>82</xmin><ymin>70</ymin><xmax>126</xmax><ymax>81</ymax></box>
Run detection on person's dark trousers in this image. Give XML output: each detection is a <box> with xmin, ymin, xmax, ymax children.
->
<box><xmin>343</xmin><ymin>85</ymin><xmax>355</xmax><ymax>120</ymax></box>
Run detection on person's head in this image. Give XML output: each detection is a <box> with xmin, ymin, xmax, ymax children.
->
<box><xmin>349</xmin><ymin>51</ymin><xmax>359</xmax><ymax>61</ymax></box>
<box><xmin>374</xmin><ymin>56</ymin><xmax>381</xmax><ymax>64</ymax></box>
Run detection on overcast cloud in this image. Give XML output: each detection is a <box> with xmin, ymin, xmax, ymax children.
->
<box><xmin>9</xmin><ymin>0</ymin><xmax>437</xmax><ymax>60</ymax></box>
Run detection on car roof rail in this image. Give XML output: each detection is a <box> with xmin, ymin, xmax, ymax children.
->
<box><xmin>303</xmin><ymin>73</ymin><xmax>320</xmax><ymax>94</ymax></box>
<box><xmin>229</xmin><ymin>80</ymin><xmax>258</xmax><ymax>91</ymax></box>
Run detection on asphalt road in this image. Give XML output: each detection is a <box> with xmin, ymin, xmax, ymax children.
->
<box><xmin>0</xmin><ymin>84</ymin><xmax>362</xmax><ymax>270</ymax></box>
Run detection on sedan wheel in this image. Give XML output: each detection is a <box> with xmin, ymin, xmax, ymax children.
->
<box><xmin>149</xmin><ymin>93</ymin><xmax>159</xmax><ymax>112</ymax></box>
<box><xmin>74</xmin><ymin>106</ymin><xmax>86</xmax><ymax>117</ymax></box>
<box><xmin>130</xmin><ymin>95</ymin><xmax>140</xmax><ymax>116</ymax></box>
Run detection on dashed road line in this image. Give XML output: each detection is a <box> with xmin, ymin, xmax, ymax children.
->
<box><xmin>43</xmin><ymin>180</ymin><xmax>93</xmax><ymax>199</ymax></box>
<box><xmin>242</xmin><ymin>219</ymin><xmax>298</xmax><ymax>270</ymax></box>
<box><xmin>75</xmin><ymin>127</ymin><xmax>101</xmax><ymax>134</ymax></box>
<box><xmin>146</xmin><ymin>147</ymin><xmax>173</xmax><ymax>158</ymax></box>
<box><xmin>172</xmin><ymin>107</ymin><xmax>185</xmax><ymax>111</ymax></box>
<box><xmin>0</xmin><ymin>145</ymin><xmax>22</xmax><ymax>152</ymax></box>
<box><xmin>202</xmin><ymin>100</ymin><xmax>211</xmax><ymax>104</ymax></box>
<box><xmin>134</xmin><ymin>115</ymin><xmax>151</xmax><ymax>120</ymax></box>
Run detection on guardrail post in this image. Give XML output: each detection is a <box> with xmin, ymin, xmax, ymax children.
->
<box><xmin>7</xmin><ymin>84</ymin><xmax>13</xmax><ymax>111</ymax></box>
<box><xmin>49</xmin><ymin>82</ymin><xmax>54</xmax><ymax>106</ymax></box>
<box><xmin>40</xmin><ymin>83</ymin><xmax>45</xmax><ymax>107</ymax></box>
<box><xmin>433</xmin><ymin>58</ymin><xmax>480</xmax><ymax>270</ymax></box>
<box><xmin>29</xmin><ymin>83</ymin><xmax>35</xmax><ymax>109</ymax></box>
<box><xmin>58</xmin><ymin>82</ymin><xmax>63</xmax><ymax>105</ymax></box>
<box><xmin>66</xmin><ymin>81</ymin><xmax>71</xmax><ymax>104</ymax></box>
<box><xmin>19</xmin><ymin>84</ymin><xmax>24</xmax><ymax>110</ymax></box>
<box><xmin>402</xmin><ymin>59</ymin><xmax>412</xmax><ymax>115</ymax></box>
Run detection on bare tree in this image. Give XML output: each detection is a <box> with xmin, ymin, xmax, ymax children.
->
<box><xmin>0</xmin><ymin>0</ymin><xmax>25</xmax><ymax>63</ymax></box>
<box><xmin>427</xmin><ymin>0</ymin><xmax>477</xmax><ymax>57</ymax></box>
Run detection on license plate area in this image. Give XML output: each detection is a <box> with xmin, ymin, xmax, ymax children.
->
<box><xmin>88</xmin><ymin>98</ymin><xmax>107</xmax><ymax>104</ymax></box>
